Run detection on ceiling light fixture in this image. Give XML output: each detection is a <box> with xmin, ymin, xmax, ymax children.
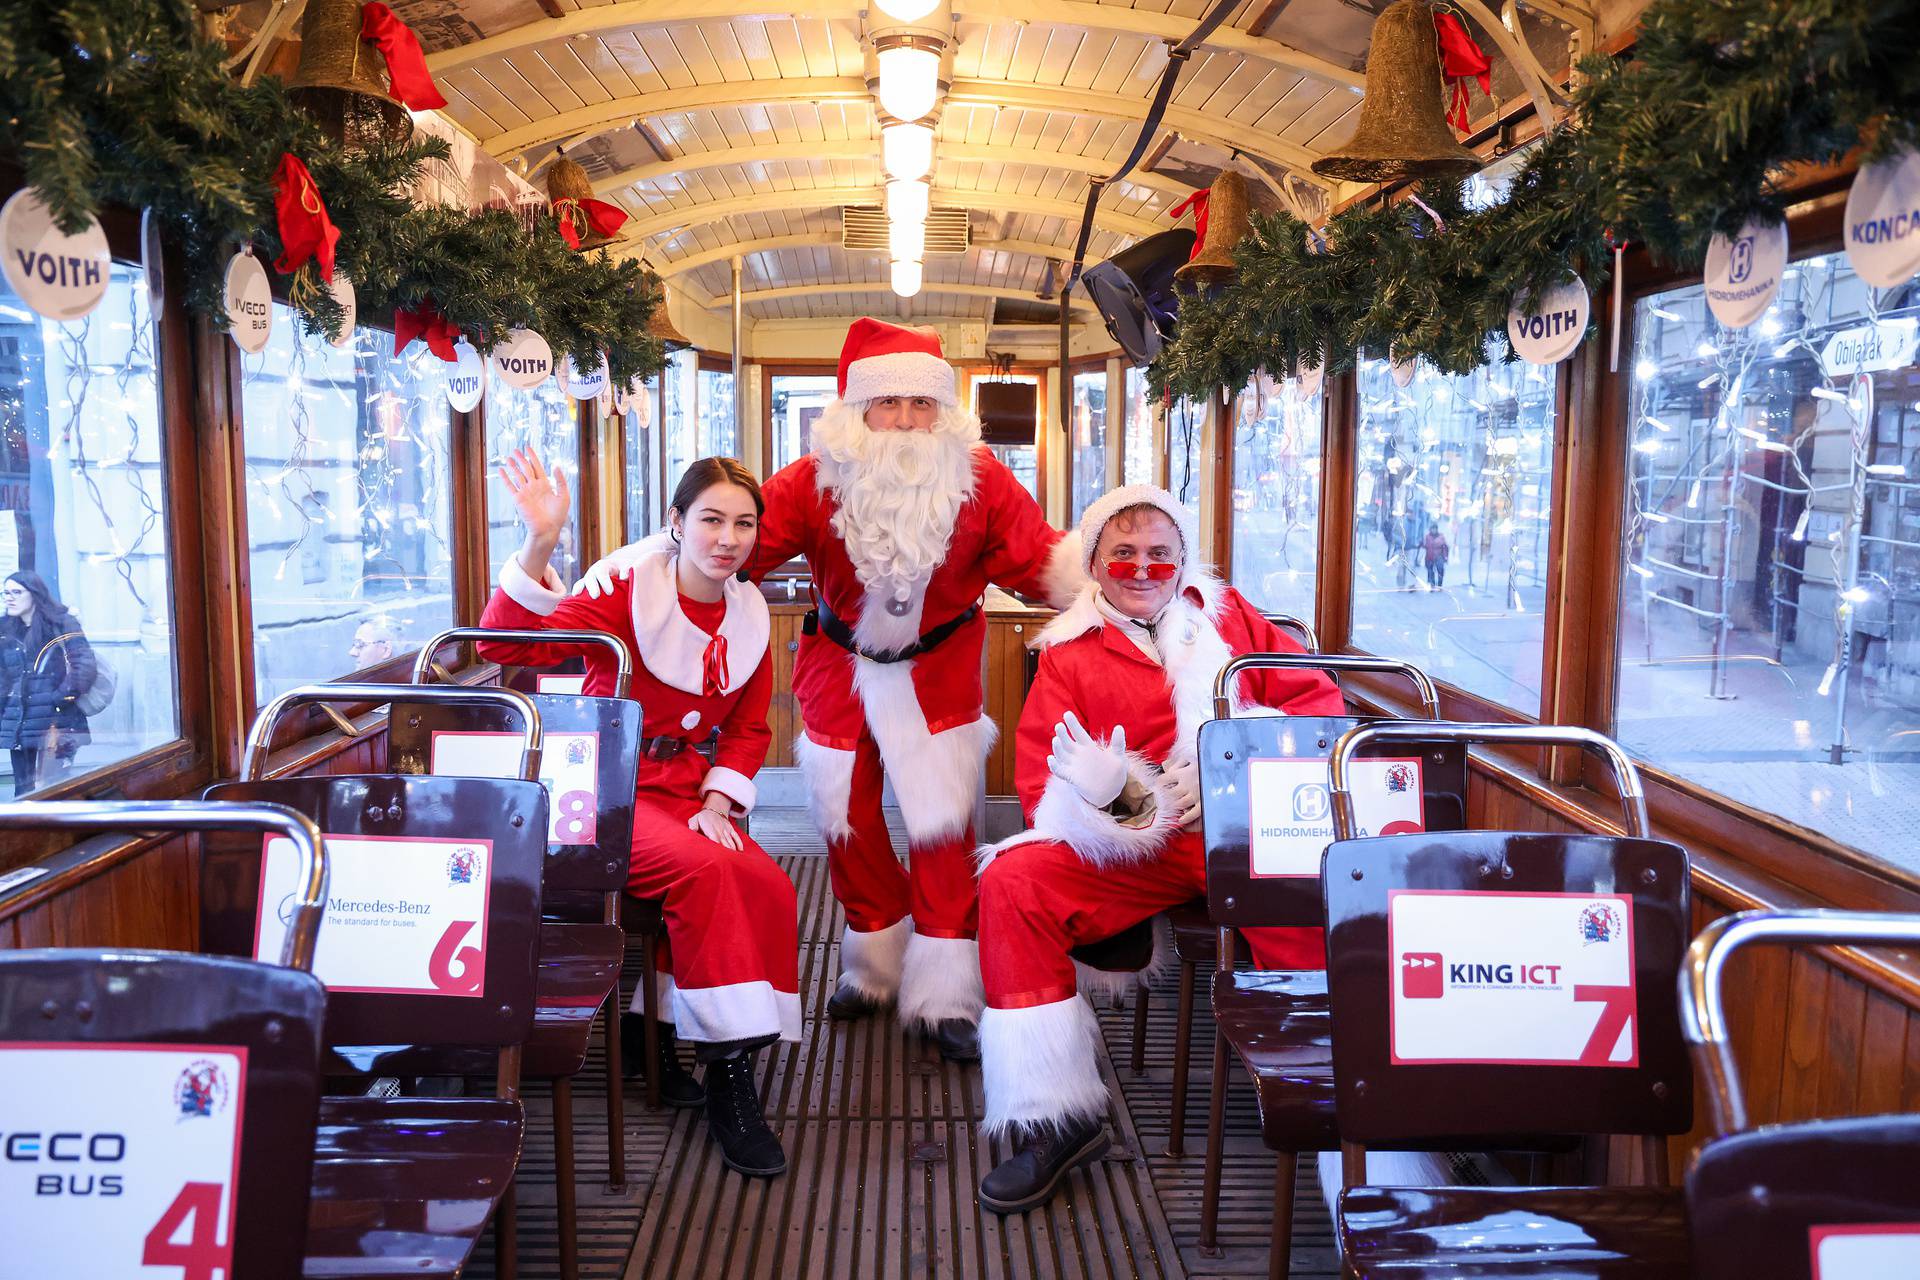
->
<box><xmin>875</xmin><ymin>38</ymin><xmax>943</xmax><ymax>123</ymax></box>
<box><xmin>889</xmin><ymin>218</ymin><xmax>926</xmax><ymax>261</ymax></box>
<box><xmin>886</xmin><ymin>177</ymin><xmax>930</xmax><ymax>224</ymax></box>
<box><xmin>882</xmin><ymin>120</ymin><xmax>935</xmax><ymax>181</ymax></box>
<box><xmin>891</xmin><ymin>258</ymin><xmax>923</xmax><ymax>298</ymax></box>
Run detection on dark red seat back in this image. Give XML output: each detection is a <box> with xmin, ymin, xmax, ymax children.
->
<box><xmin>1322</xmin><ymin>830</ymin><xmax>1694</xmax><ymax>1145</ymax></box>
<box><xmin>1687</xmin><ymin>1114</ymin><xmax>1920</xmax><ymax>1280</ymax></box>
<box><xmin>200</xmin><ymin>774</ymin><xmax>547</xmax><ymax>1062</ymax></box>
<box><xmin>387</xmin><ymin>692</ymin><xmax>641</xmax><ymax>894</ymax></box>
<box><xmin>0</xmin><ymin>950</ymin><xmax>326</xmax><ymax>1279</ymax></box>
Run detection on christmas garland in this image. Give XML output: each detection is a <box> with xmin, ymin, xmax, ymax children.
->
<box><xmin>1150</xmin><ymin>0</ymin><xmax>1920</xmax><ymax>401</ymax></box>
<box><xmin>0</xmin><ymin>0</ymin><xmax>665</xmax><ymax>384</ymax></box>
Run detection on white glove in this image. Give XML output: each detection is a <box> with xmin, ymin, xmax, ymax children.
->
<box><xmin>573</xmin><ymin>542</ymin><xmax>653</xmax><ymax>599</ymax></box>
<box><xmin>1048</xmin><ymin>711</ymin><xmax>1130</xmax><ymax>809</ymax></box>
<box><xmin>1162</xmin><ymin>757</ymin><xmax>1202</xmax><ymax>828</ymax></box>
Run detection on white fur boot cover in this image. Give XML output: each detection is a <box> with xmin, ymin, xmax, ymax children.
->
<box><xmin>979</xmin><ymin>995</ymin><xmax>1110</xmax><ymax>1138</ymax></box>
<box><xmin>836</xmin><ymin>916</ymin><xmax>912</xmax><ymax>1001</ymax></box>
<box><xmin>896</xmin><ymin>932</ymin><xmax>986</xmax><ymax>1029</ymax></box>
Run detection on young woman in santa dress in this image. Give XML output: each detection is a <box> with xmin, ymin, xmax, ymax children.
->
<box><xmin>478</xmin><ymin>447</ymin><xmax>798</xmax><ymax>1179</ymax></box>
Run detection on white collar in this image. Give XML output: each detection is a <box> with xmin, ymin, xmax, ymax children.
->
<box><xmin>1093</xmin><ymin>591</ymin><xmax>1166</xmax><ymax>663</ymax></box>
<box><xmin>622</xmin><ymin>536</ymin><xmax>770</xmax><ymax>695</ymax></box>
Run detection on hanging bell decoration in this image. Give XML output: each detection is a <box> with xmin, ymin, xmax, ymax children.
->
<box><xmin>1312</xmin><ymin>0</ymin><xmax>1482</xmax><ymax>184</ymax></box>
<box><xmin>287</xmin><ymin>0</ymin><xmax>413</xmax><ymax>150</ymax></box>
<box><xmin>1174</xmin><ymin>169</ymin><xmax>1251</xmax><ymax>291</ymax></box>
<box><xmin>650</xmin><ymin>295</ymin><xmax>693</xmax><ymax>352</ymax></box>
<box><xmin>547</xmin><ymin>156</ymin><xmax>622</xmax><ymax>251</ymax></box>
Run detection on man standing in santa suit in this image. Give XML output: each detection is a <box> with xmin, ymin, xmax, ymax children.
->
<box><xmin>970</xmin><ymin>484</ymin><xmax>1342</xmax><ymax>1212</ymax></box>
<box><xmin>583</xmin><ymin>318</ymin><xmax>1080</xmax><ymax>1062</ymax></box>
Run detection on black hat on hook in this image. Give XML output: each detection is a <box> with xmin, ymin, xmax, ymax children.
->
<box><xmin>1081</xmin><ymin>227</ymin><xmax>1198</xmax><ymax>366</ymax></box>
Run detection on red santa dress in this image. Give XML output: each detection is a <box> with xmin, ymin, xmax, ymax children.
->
<box><xmin>973</xmin><ymin>490</ymin><xmax>1341</xmax><ymax>1136</ymax></box>
<box><xmin>477</xmin><ymin>534</ymin><xmax>801</xmax><ymax>1047</ymax></box>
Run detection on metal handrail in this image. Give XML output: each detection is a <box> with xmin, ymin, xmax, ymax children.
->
<box><xmin>1212</xmin><ymin>653</ymin><xmax>1440</xmax><ymax>722</ymax></box>
<box><xmin>1329</xmin><ymin>722</ymin><xmax>1649</xmax><ymax>841</ymax></box>
<box><xmin>1681</xmin><ymin>909</ymin><xmax>1920</xmax><ymax>1137</ymax></box>
<box><xmin>0</xmin><ymin>800</ymin><xmax>329</xmax><ymax>972</ymax></box>
<box><xmin>244</xmin><ymin>683</ymin><xmax>543</xmax><ymax>784</ymax></box>
<box><xmin>413</xmin><ymin>627</ymin><xmax>633</xmax><ymax>699</ymax></box>
<box><xmin>1262</xmin><ymin>612</ymin><xmax>1321</xmax><ymax>654</ymax></box>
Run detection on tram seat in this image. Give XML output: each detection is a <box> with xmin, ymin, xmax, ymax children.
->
<box><xmin>1191</xmin><ymin>671</ymin><xmax>1465</xmax><ymax>1275</ymax></box>
<box><xmin>1680</xmin><ymin>909</ymin><xmax>1920</xmax><ymax>1280</ymax></box>
<box><xmin>204</xmin><ymin>684</ymin><xmax>550</xmax><ymax>1280</ymax></box>
<box><xmin>1323</xmin><ymin>809</ymin><xmax>1695</xmax><ymax>1276</ymax></box>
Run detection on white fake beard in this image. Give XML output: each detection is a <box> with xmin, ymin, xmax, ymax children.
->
<box><xmin>812</xmin><ymin>398</ymin><xmax>981</xmax><ymax>603</ymax></box>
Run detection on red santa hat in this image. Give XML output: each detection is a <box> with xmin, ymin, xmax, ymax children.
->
<box><xmin>836</xmin><ymin>316</ymin><xmax>958</xmax><ymax>407</ymax></box>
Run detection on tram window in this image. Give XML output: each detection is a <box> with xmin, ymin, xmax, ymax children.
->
<box><xmin>971</xmin><ymin>373</ymin><xmax>1040</xmax><ymax>503</ymax></box>
<box><xmin>486</xmin><ymin>377</ymin><xmax>583</xmax><ymax>589</ymax></box>
<box><xmin>0</xmin><ymin>263</ymin><xmax>178</xmax><ymax>797</ymax></box>
<box><xmin>1070</xmin><ymin>368</ymin><xmax>1108</xmax><ymax>524</ymax></box>
<box><xmin>1231</xmin><ymin>374</ymin><xmax>1323</xmax><ymax>620</ymax></box>
<box><xmin>625</xmin><ymin>375</ymin><xmax>657</xmax><ymax>541</ymax></box>
<box><xmin>699</xmin><ymin>365</ymin><xmax>736</xmax><ymax>459</ymax></box>
<box><xmin>240</xmin><ymin>308</ymin><xmax>456</xmax><ymax>702</ymax></box>
<box><xmin>1121</xmin><ymin>366</ymin><xmax>1154</xmax><ymax>488</ymax></box>
<box><xmin>1351</xmin><ymin>357</ymin><xmax>1557</xmax><ymax>714</ymax></box>
<box><xmin>1169</xmin><ymin>396</ymin><xmax>1204</xmax><ymax>506</ymax></box>
<box><xmin>770</xmin><ymin>373</ymin><xmax>834</xmax><ymax>471</ymax></box>
<box><xmin>1618</xmin><ymin>251</ymin><xmax>1920</xmax><ymax>872</ymax></box>
<box><xmin>662</xmin><ymin>348</ymin><xmax>696</xmax><ymax>490</ymax></box>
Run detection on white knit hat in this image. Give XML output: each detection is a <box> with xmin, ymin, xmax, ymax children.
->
<box><xmin>1077</xmin><ymin>484</ymin><xmax>1202</xmax><ymax>592</ymax></box>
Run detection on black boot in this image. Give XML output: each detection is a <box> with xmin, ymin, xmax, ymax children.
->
<box><xmin>826</xmin><ymin>983</ymin><xmax>888</xmax><ymax>1021</ymax></box>
<box><xmin>931</xmin><ymin>1018</ymin><xmax>980</xmax><ymax>1063</ymax></box>
<box><xmin>621</xmin><ymin>1012</ymin><xmax>705</xmax><ymax>1108</ymax></box>
<box><xmin>703</xmin><ymin>1052</ymin><xmax>787</xmax><ymax>1178</ymax></box>
<box><xmin>978</xmin><ymin>1115</ymin><xmax>1109</xmax><ymax>1214</ymax></box>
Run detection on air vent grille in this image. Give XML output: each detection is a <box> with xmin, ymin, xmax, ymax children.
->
<box><xmin>842</xmin><ymin>206</ymin><xmax>970</xmax><ymax>254</ymax></box>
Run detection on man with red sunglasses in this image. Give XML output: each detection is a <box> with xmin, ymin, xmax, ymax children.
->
<box><xmin>970</xmin><ymin>484</ymin><xmax>1343</xmax><ymax>1214</ymax></box>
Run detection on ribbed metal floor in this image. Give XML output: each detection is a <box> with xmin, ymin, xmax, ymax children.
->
<box><xmin>467</xmin><ymin>809</ymin><xmax>1335</xmax><ymax>1279</ymax></box>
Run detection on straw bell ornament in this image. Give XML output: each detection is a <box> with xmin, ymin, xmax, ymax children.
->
<box><xmin>650</xmin><ymin>298</ymin><xmax>693</xmax><ymax>352</ymax></box>
<box><xmin>288</xmin><ymin>0</ymin><xmax>411</xmax><ymax>150</ymax></box>
<box><xmin>1312</xmin><ymin>0</ymin><xmax>1483</xmax><ymax>184</ymax></box>
<box><xmin>547</xmin><ymin>156</ymin><xmax>627</xmax><ymax>252</ymax></box>
<box><xmin>1174</xmin><ymin>169</ymin><xmax>1251</xmax><ymax>291</ymax></box>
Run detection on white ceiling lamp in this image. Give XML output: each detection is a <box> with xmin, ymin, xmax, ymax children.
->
<box><xmin>875</xmin><ymin>38</ymin><xmax>943</xmax><ymax>124</ymax></box>
<box><xmin>875</xmin><ymin>0</ymin><xmax>941</xmax><ymax>21</ymax></box>
<box><xmin>891</xmin><ymin>258</ymin><xmax>923</xmax><ymax>298</ymax></box>
<box><xmin>889</xmin><ymin>218</ymin><xmax>926</xmax><ymax>261</ymax></box>
<box><xmin>882</xmin><ymin>120</ymin><xmax>935</xmax><ymax>182</ymax></box>
<box><xmin>887</xmin><ymin>177</ymin><xmax>930</xmax><ymax>225</ymax></box>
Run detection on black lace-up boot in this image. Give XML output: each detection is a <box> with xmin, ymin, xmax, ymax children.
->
<box><xmin>703</xmin><ymin>1051</ymin><xmax>787</xmax><ymax>1177</ymax></box>
<box><xmin>931</xmin><ymin>1017</ymin><xmax>980</xmax><ymax>1063</ymax></box>
<box><xmin>978</xmin><ymin>1114</ymin><xmax>1109</xmax><ymax>1213</ymax></box>
<box><xmin>620</xmin><ymin>1013</ymin><xmax>705</xmax><ymax>1107</ymax></box>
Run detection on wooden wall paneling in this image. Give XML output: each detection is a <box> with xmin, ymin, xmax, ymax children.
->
<box><xmin>1905</xmin><ymin>1018</ymin><xmax>1920</xmax><ymax>1112</ymax></box>
<box><xmin>1815</xmin><ymin>969</ymin><xmax>1868</xmax><ymax>1119</ymax></box>
<box><xmin>1779</xmin><ymin>951</ymin><xmax>1833</xmax><ymax>1123</ymax></box>
<box><xmin>766</xmin><ymin>606</ymin><xmax>805</xmax><ymax>768</ymax></box>
<box><xmin>1317</xmin><ymin>369</ymin><xmax>1357</xmax><ymax>653</ymax></box>
<box><xmin>12</xmin><ymin>904</ymin><xmax>53</xmax><ymax>948</ymax></box>
<box><xmin>1538</xmin><ymin>336</ymin><xmax>1607</xmax><ymax>784</ymax></box>
<box><xmin>575</xmin><ymin>397</ymin><xmax>603</xmax><ymax>563</ymax></box>
<box><xmin>203</xmin><ymin>315</ymin><xmax>259</xmax><ymax>771</ymax></box>
<box><xmin>1855</xmin><ymin>991</ymin><xmax>1910</xmax><ymax>1115</ymax></box>
<box><xmin>452</xmin><ymin>405</ymin><xmax>489</xmax><ymax>626</ymax></box>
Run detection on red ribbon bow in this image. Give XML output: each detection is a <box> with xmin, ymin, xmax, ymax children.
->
<box><xmin>551</xmin><ymin>196</ymin><xmax>631</xmax><ymax>251</ymax></box>
<box><xmin>701</xmin><ymin>633</ymin><xmax>729</xmax><ymax>698</ymax></box>
<box><xmin>361</xmin><ymin>2</ymin><xmax>449</xmax><ymax>111</ymax></box>
<box><xmin>1433</xmin><ymin>10</ymin><xmax>1491</xmax><ymax>133</ymax></box>
<box><xmin>272</xmin><ymin>154</ymin><xmax>340</xmax><ymax>283</ymax></box>
<box><xmin>1168</xmin><ymin>188</ymin><xmax>1211</xmax><ymax>261</ymax></box>
<box><xmin>394</xmin><ymin>302</ymin><xmax>462</xmax><ymax>361</ymax></box>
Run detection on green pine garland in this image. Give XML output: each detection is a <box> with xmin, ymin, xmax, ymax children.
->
<box><xmin>1150</xmin><ymin>0</ymin><xmax>1920</xmax><ymax>402</ymax></box>
<box><xmin>0</xmin><ymin>0</ymin><xmax>664</xmax><ymax>384</ymax></box>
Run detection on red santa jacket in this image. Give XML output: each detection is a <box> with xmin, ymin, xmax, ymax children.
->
<box><xmin>748</xmin><ymin>447</ymin><xmax>1080</xmax><ymax>844</ymax></box>
<box><xmin>476</xmin><ymin>536</ymin><xmax>773</xmax><ymax>814</ymax></box>
<box><xmin>1008</xmin><ymin>576</ymin><xmax>1343</xmax><ymax>866</ymax></box>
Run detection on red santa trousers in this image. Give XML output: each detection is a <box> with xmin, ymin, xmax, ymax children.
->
<box><xmin>974</xmin><ymin>831</ymin><xmax>1320</xmax><ymax>1136</ymax></box>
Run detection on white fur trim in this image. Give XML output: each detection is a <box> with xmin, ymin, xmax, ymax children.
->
<box><xmin>794</xmin><ymin>734</ymin><xmax>857</xmax><ymax>843</ymax></box>
<box><xmin>836</xmin><ymin>917</ymin><xmax>912</xmax><ymax>1001</ymax></box>
<box><xmin>896</xmin><ymin>933</ymin><xmax>984</xmax><ymax>1029</ymax></box>
<box><xmin>1027</xmin><ymin>750</ymin><xmax>1181</xmax><ymax>868</ymax></box>
<box><xmin>627</xmin><ymin>968</ymin><xmax>677</xmax><ymax>1016</ymax></box>
<box><xmin>500</xmin><ymin>556</ymin><xmax>567</xmax><ymax>615</ymax></box>
<box><xmin>1156</xmin><ymin>578</ymin><xmax>1238</xmax><ymax>771</ymax></box>
<box><xmin>980</xmin><ymin>996</ymin><xmax>1110</xmax><ymax>1137</ymax></box>
<box><xmin>1039</xmin><ymin>531</ymin><xmax>1086</xmax><ymax>609</ymax></box>
<box><xmin>842</xmin><ymin>350</ymin><xmax>958</xmax><ymax>406</ymax></box>
<box><xmin>1078</xmin><ymin>484</ymin><xmax>1204</xmax><ymax>594</ymax></box>
<box><xmin>624</xmin><ymin>540</ymin><xmax>770</xmax><ymax>696</ymax></box>
<box><xmin>699</xmin><ymin>766</ymin><xmax>757</xmax><ymax>815</ymax></box>
<box><xmin>849</xmin><ymin>658</ymin><xmax>997</xmax><ymax>844</ymax></box>
<box><xmin>672</xmin><ymin>979</ymin><xmax>802</xmax><ymax>1044</ymax></box>
<box><xmin>1073</xmin><ymin>914</ymin><xmax>1174</xmax><ymax>1006</ymax></box>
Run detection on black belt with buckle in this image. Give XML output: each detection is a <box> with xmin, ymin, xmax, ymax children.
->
<box><xmin>640</xmin><ymin>735</ymin><xmax>688</xmax><ymax>761</ymax></box>
<box><xmin>806</xmin><ymin>595</ymin><xmax>980</xmax><ymax>664</ymax></box>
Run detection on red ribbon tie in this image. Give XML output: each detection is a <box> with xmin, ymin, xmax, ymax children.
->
<box><xmin>552</xmin><ymin>196</ymin><xmax>631</xmax><ymax>251</ymax></box>
<box><xmin>701</xmin><ymin>633</ymin><xmax>730</xmax><ymax>698</ymax></box>
<box><xmin>1168</xmin><ymin>188</ymin><xmax>1212</xmax><ymax>261</ymax></box>
<box><xmin>272</xmin><ymin>154</ymin><xmax>341</xmax><ymax>283</ymax></box>
<box><xmin>1434</xmin><ymin>11</ymin><xmax>1492</xmax><ymax>133</ymax></box>
<box><xmin>395</xmin><ymin>302</ymin><xmax>462</xmax><ymax>361</ymax></box>
<box><xmin>361</xmin><ymin>2</ymin><xmax>450</xmax><ymax>111</ymax></box>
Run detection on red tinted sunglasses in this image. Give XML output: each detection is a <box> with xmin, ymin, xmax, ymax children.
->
<box><xmin>1104</xmin><ymin>560</ymin><xmax>1178</xmax><ymax>581</ymax></box>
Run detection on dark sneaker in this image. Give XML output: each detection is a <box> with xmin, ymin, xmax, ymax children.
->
<box><xmin>703</xmin><ymin>1052</ymin><xmax>787</xmax><ymax>1178</ymax></box>
<box><xmin>621</xmin><ymin>1012</ymin><xmax>705</xmax><ymax>1108</ymax></box>
<box><xmin>931</xmin><ymin>1017</ymin><xmax>980</xmax><ymax>1063</ymax></box>
<box><xmin>826</xmin><ymin>983</ymin><xmax>889</xmax><ymax>1021</ymax></box>
<box><xmin>978</xmin><ymin>1116</ymin><xmax>1109</xmax><ymax>1214</ymax></box>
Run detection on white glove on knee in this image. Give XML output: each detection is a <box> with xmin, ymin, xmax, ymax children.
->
<box><xmin>1048</xmin><ymin>711</ymin><xmax>1130</xmax><ymax>809</ymax></box>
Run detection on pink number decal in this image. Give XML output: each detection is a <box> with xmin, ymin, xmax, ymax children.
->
<box><xmin>428</xmin><ymin>919</ymin><xmax>485</xmax><ymax>995</ymax></box>
<box><xmin>142</xmin><ymin>1182</ymin><xmax>229</xmax><ymax>1279</ymax></box>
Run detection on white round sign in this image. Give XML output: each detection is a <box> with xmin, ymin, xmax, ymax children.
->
<box><xmin>1294</xmin><ymin>358</ymin><xmax>1324</xmax><ymax>401</ymax></box>
<box><xmin>492</xmin><ymin>328</ymin><xmax>554</xmax><ymax>389</ymax></box>
<box><xmin>446</xmin><ymin>340</ymin><xmax>487</xmax><ymax>412</ymax></box>
<box><xmin>630</xmin><ymin>381</ymin><xmax>653</xmax><ymax>429</ymax></box>
<box><xmin>222</xmin><ymin>250</ymin><xmax>273</xmax><ymax>353</ymax></box>
<box><xmin>140</xmin><ymin>207</ymin><xmax>164</xmax><ymax>310</ymax></box>
<box><xmin>1844</xmin><ymin>151</ymin><xmax>1920</xmax><ymax>288</ymax></box>
<box><xmin>0</xmin><ymin>188</ymin><xmax>112</xmax><ymax>321</ymax></box>
<box><xmin>1703</xmin><ymin>218</ymin><xmax>1787</xmax><ymax>329</ymax></box>
<box><xmin>1507</xmin><ymin>280</ymin><xmax>1590</xmax><ymax>365</ymax></box>
<box><xmin>1390</xmin><ymin>354</ymin><xmax>1418</xmax><ymax>388</ymax></box>
<box><xmin>326</xmin><ymin>274</ymin><xmax>357</xmax><ymax>349</ymax></box>
<box><xmin>565</xmin><ymin>353</ymin><xmax>609</xmax><ymax>401</ymax></box>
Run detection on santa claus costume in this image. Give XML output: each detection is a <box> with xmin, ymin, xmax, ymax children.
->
<box><xmin>971</xmin><ymin>484</ymin><xmax>1343</xmax><ymax>1212</ymax></box>
<box><xmin>587</xmin><ymin>319</ymin><xmax>1081</xmax><ymax>1059</ymax></box>
<box><xmin>478</xmin><ymin>453</ymin><xmax>799</xmax><ymax>1178</ymax></box>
